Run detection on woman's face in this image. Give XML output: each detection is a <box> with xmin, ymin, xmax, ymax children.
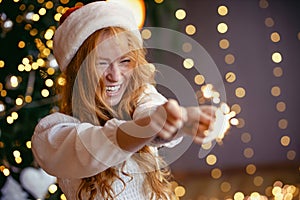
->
<box><xmin>95</xmin><ymin>34</ymin><xmax>134</xmax><ymax>106</ymax></box>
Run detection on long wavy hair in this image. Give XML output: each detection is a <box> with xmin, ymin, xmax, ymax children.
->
<box><xmin>58</xmin><ymin>27</ymin><xmax>176</xmax><ymax>200</ymax></box>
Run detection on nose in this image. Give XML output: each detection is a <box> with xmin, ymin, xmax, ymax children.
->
<box><xmin>105</xmin><ymin>63</ymin><xmax>121</xmax><ymax>82</ymax></box>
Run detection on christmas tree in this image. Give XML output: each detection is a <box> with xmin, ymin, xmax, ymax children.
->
<box><xmin>0</xmin><ymin>0</ymin><xmax>178</xmax><ymax>199</ymax></box>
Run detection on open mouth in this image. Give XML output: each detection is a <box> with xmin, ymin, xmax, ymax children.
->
<box><xmin>105</xmin><ymin>85</ymin><xmax>121</xmax><ymax>96</ymax></box>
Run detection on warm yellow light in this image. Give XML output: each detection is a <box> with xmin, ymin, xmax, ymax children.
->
<box><xmin>220</xmin><ymin>182</ymin><xmax>231</xmax><ymax>192</ymax></box>
<box><xmin>185</xmin><ymin>24</ymin><xmax>196</xmax><ymax>35</ymax></box>
<box><xmin>57</xmin><ymin>77</ymin><xmax>66</xmax><ymax>86</ymax></box>
<box><xmin>280</xmin><ymin>136</ymin><xmax>290</xmax><ymax>146</ymax></box>
<box><xmin>271</xmin><ymin>32</ymin><xmax>280</xmax><ymax>43</ymax></box>
<box><xmin>16</xmin><ymin>97</ymin><xmax>23</xmax><ymax>106</ymax></box>
<box><xmin>175</xmin><ymin>9</ymin><xmax>186</xmax><ymax>20</ymax></box>
<box><xmin>32</xmin><ymin>14</ymin><xmax>40</xmax><ymax>21</ymax></box>
<box><xmin>60</xmin><ymin>0</ymin><xmax>69</xmax><ymax>4</ymax></box>
<box><xmin>25</xmin><ymin>95</ymin><xmax>32</xmax><ymax>103</ymax></box>
<box><xmin>7</xmin><ymin>116</ymin><xmax>14</xmax><ymax>124</ymax></box>
<box><xmin>41</xmin><ymin>89</ymin><xmax>50</xmax><ymax>97</ymax></box>
<box><xmin>278</xmin><ymin>119</ymin><xmax>288</xmax><ymax>129</ymax></box>
<box><xmin>44</xmin><ymin>29</ymin><xmax>54</xmax><ymax>40</ymax></box>
<box><xmin>225</xmin><ymin>72</ymin><xmax>236</xmax><ymax>83</ymax></box>
<box><xmin>22</xmin><ymin>58</ymin><xmax>30</xmax><ymax>65</ymax></box>
<box><xmin>194</xmin><ymin>74</ymin><xmax>205</xmax><ymax>85</ymax></box>
<box><xmin>272</xmin><ymin>186</ymin><xmax>282</xmax><ymax>196</ymax></box>
<box><xmin>24</xmin><ymin>64</ymin><xmax>32</xmax><ymax>72</ymax></box>
<box><xmin>218</xmin><ymin>5</ymin><xmax>228</xmax><ymax>16</ymax></box>
<box><xmin>265</xmin><ymin>17</ymin><xmax>274</xmax><ymax>27</ymax></box>
<box><xmin>30</xmin><ymin>28</ymin><xmax>38</xmax><ymax>36</ymax></box>
<box><xmin>234</xmin><ymin>192</ymin><xmax>245</xmax><ymax>200</ymax></box>
<box><xmin>230</xmin><ymin>118</ymin><xmax>239</xmax><ymax>126</ymax></box>
<box><xmin>174</xmin><ymin>186</ymin><xmax>185</xmax><ymax>197</ymax></box>
<box><xmin>253</xmin><ymin>176</ymin><xmax>264</xmax><ymax>186</ymax></box>
<box><xmin>273</xmin><ymin>66</ymin><xmax>283</xmax><ymax>77</ymax></box>
<box><xmin>15</xmin><ymin>157</ymin><xmax>22</xmax><ymax>164</ymax></box>
<box><xmin>47</xmin><ymin>68</ymin><xmax>55</xmax><ymax>75</ymax></box>
<box><xmin>211</xmin><ymin>168</ymin><xmax>222</xmax><ymax>179</ymax></box>
<box><xmin>206</xmin><ymin>154</ymin><xmax>217</xmax><ymax>165</ymax></box>
<box><xmin>39</xmin><ymin>7</ymin><xmax>47</xmax><ymax>15</ymax></box>
<box><xmin>26</xmin><ymin>141</ymin><xmax>32</xmax><ymax>149</ymax></box>
<box><xmin>37</xmin><ymin>58</ymin><xmax>46</xmax><ymax>66</ymax></box>
<box><xmin>13</xmin><ymin>150</ymin><xmax>21</xmax><ymax>158</ymax></box>
<box><xmin>235</xmin><ymin>87</ymin><xmax>246</xmax><ymax>98</ymax></box>
<box><xmin>246</xmin><ymin>164</ymin><xmax>256</xmax><ymax>175</ymax></box>
<box><xmin>11</xmin><ymin>112</ymin><xmax>18</xmax><ymax>120</ymax></box>
<box><xmin>45</xmin><ymin>79</ymin><xmax>54</xmax><ymax>87</ymax></box>
<box><xmin>1</xmin><ymin>90</ymin><xmax>7</xmax><ymax>97</ymax></box>
<box><xmin>108</xmin><ymin>0</ymin><xmax>145</xmax><ymax>28</ymax></box>
<box><xmin>60</xmin><ymin>194</ymin><xmax>67</xmax><ymax>200</ymax></box>
<box><xmin>154</xmin><ymin>0</ymin><xmax>163</xmax><ymax>4</ymax></box>
<box><xmin>18</xmin><ymin>41</ymin><xmax>26</xmax><ymax>48</ymax></box>
<box><xmin>3</xmin><ymin>168</ymin><xmax>10</xmax><ymax>176</ymax></box>
<box><xmin>250</xmin><ymin>192</ymin><xmax>261</xmax><ymax>200</ymax></box>
<box><xmin>42</xmin><ymin>48</ymin><xmax>51</xmax><ymax>57</ymax></box>
<box><xmin>48</xmin><ymin>184</ymin><xmax>58</xmax><ymax>194</ymax></box>
<box><xmin>225</xmin><ymin>54</ymin><xmax>235</xmax><ymax>64</ymax></box>
<box><xmin>244</xmin><ymin>147</ymin><xmax>254</xmax><ymax>158</ymax></box>
<box><xmin>271</xmin><ymin>86</ymin><xmax>281</xmax><ymax>97</ymax></box>
<box><xmin>54</xmin><ymin>13</ymin><xmax>62</xmax><ymax>22</ymax></box>
<box><xmin>241</xmin><ymin>132</ymin><xmax>251</xmax><ymax>144</ymax></box>
<box><xmin>201</xmin><ymin>142</ymin><xmax>212</xmax><ymax>150</ymax></box>
<box><xmin>231</xmin><ymin>104</ymin><xmax>241</xmax><ymax>114</ymax></box>
<box><xmin>286</xmin><ymin>185</ymin><xmax>296</xmax><ymax>194</ymax></box>
<box><xmin>217</xmin><ymin>22</ymin><xmax>228</xmax><ymax>34</ymax></box>
<box><xmin>272</xmin><ymin>52</ymin><xmax>282</xmax><ymax>63</ymax></box>
<box><xmin>0</xmin><ymin>60</ymin><xmax>4</xmax><ymax>68</ymax></box>
<box><xmin>45</xmin><ymin>1</ymin><xmax>54</xmax><ymax>9</ymax></box>
<box><xmin>219</xmin><ymin>38</ymin><xmax>230</xmax><ymax>49</ymax></box>
<box><xmin>32</xmin><ymin>62</ymin><xmax>39</xmax><ymax>70</ymax></box>
<box><xmin>10</xmin><ymin>76</ymin><xmax>19</xmax><ymax>88</ymax></box>
<box><xmin>141</xmin><ymin>29</ymin><xmax>151</xmax><ymax>40</ymax></box>
<box><xmin>259</xmin><ymin>0</ymin><xmax>269</xmax><ymax>9</ymax></box>
<box><xmin>46</xmin><ymin>40</ymin><xmax>53</xmax><ymax>49</ymax></box>
<box><xmin>276</xmin><ymin>101</ymin><xmax>286</xmax><ymax>112</ymax></box>
<box><xmin>183</xmin><ymin>58</ymin><xmax>194</xmax><ymax>69</ymax></box>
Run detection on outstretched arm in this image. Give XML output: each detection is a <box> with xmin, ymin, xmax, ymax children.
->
<box><xmin>116</xmin><ymin>99</ymin><xmax>216</xmax><ymax>152</ymax></box>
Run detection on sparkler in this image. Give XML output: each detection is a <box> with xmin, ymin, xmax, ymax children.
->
<box><xmin>198</xmin><ymin>84</ymin><xmax>238</xmax><ymax>158</ymax></box>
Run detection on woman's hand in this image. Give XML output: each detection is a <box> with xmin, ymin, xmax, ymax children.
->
<box><xmin>181</xmin><ymin>105</ymin><xmax>217</xmax><ymax>144</ymax></box>
<box><xmin>151</xmin><ymin>99</ymin><xmax>187</xmax><ymax>141</ymax></box>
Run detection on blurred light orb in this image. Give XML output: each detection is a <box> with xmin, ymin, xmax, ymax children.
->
<box><xmin>218</xmin><ymin>5</ymin><xmax>228</xmax><ymax>16</ymax></box>
<box><xmin>175</xmin><ymin>9</ymin><xmax>186</xmax><ymax>20</ymax></box>
<box><xmin>107</xmin><ymin>0</ymin><xmax>145</xmax><ymax>28</ymax></box>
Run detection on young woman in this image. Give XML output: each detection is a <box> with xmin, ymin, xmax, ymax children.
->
<box><xmin>31</xmin><ymin>1</ymin><xmax>216</xmax><ymax>199</ymax></box>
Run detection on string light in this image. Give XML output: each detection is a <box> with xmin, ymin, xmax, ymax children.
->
<box><xmin>0</xmin><ymin>1</ymin><xmax>298</xmax><ymax>199</ymax></box>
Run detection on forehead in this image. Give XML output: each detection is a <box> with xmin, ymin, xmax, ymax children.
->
<box><xmin>95</xmin><ymin>32</ymin><xmax>130</xmax><ymax>59</ymax></box>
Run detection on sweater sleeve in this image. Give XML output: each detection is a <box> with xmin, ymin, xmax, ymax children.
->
<box><xmin>31</xmin><ymin>112</ymin><xmax>132</xmax><ymax>179</ymax></box>
<box><xmin>133</xmin><ymin>84</ymin><xmax>183</xmax><ymax>148</ymax></box>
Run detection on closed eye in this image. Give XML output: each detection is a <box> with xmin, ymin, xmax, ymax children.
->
<box><xmin>120</xmin><ymin>58</ymin><xmax>131</xmax><ymax>63</ymax></box>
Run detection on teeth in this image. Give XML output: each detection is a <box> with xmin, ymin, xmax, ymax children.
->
<box><xmin>106</xmin><ymin>85</ymin><xmax>121</xmax><ymax>92</ymax></box>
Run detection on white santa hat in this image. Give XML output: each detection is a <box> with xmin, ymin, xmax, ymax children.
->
<box><xmin>53</xmin><ymin>1</ymin><xmax>142</xmax><ymax>72</ymax></box>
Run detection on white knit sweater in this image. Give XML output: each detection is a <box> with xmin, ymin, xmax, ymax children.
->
<box><xmin>32</xmin><ymin>85</ymin><xmax>181</xmax><ymax>199</ymax></box>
